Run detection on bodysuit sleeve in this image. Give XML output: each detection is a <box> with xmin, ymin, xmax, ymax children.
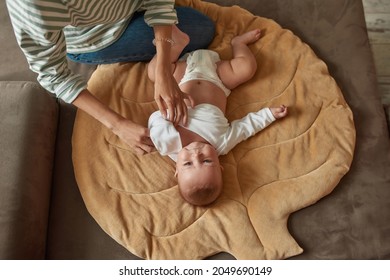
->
<box><xmin>148</xmin><ymin>111</ymin><xmax>182</xmax><ymax>161</ymax></box>
<box><xmin>218</xmin><ymin>108</ymin><xmax>276</xmax><ymax>155</ymax></box>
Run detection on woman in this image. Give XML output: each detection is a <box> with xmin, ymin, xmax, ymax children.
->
<box><xmin>6</xmin><ymin>0</ymin><xmax>215</xmax><ymax>155</ymax></box>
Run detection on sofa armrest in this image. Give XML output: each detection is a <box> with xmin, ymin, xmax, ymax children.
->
<box><xmin>384</xmin><ymin>104</ymin><xmax>390</xmax><ymax>135</ymax></box>
<box><xmin>0</xmin><ymin>81</ymin><xmax>58</xmax><ymax>259</ymax></box>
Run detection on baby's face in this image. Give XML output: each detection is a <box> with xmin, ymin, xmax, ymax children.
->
<box><xmin>176</xmin><ymin>142</ymin><xmax>222</xmax><ymax>205</ymax></box>
<box><xmin>176</xmin><ymin>142</ymin><xmax>220</xmax><ymax>174</ymax></box>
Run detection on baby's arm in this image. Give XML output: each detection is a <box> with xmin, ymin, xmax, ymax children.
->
<box><xmin>219</xmin><ymin>106</ymin><xmax>288</xmax><ymax>155</ymax></box>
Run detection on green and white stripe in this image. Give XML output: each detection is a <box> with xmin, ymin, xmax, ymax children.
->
<box><xmin>6</xmin><ymin>0</ymin><xmax>177</xmax><ymax>103</ymax></box>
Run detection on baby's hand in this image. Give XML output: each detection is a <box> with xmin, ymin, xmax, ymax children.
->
<box><xmin>270</xmin><ymin>105</ymin><xmax>288</xmax><ymax>119</ymax></box>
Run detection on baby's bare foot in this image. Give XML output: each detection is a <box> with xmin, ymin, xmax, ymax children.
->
<box><xmin>231</xmin><ymin>29</ymin><xmax>262</xmax><ymax>46</ymax></box>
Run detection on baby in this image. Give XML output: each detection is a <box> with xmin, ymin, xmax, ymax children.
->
<box><xmin>148</xmin><ymin>29</ymin><xmax>287</xmax><ymax>206</ymax></box>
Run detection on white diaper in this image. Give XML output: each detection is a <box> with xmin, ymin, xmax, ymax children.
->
<box><xmin>179</xmin><ymin>50</ymin><xmax>231</xmax><ymax>96</ymax></box>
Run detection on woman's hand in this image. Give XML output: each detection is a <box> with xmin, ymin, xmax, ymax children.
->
<box><xmin>112</xmin><ymin>117</ymin><xmax>156</xmax><ymax>155</ymax></box>
<box><xmin>154</xmin><ymin>68</ymin><xmax>191</xmax><ymax>126</ymax></box>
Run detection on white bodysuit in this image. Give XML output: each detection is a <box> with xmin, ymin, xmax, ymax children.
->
<box><xmin>148</xmin><ymin>50</ymin><xmax>276</xmax><ymax>161</ymax></box>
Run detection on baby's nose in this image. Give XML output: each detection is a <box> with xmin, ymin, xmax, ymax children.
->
<box><xmin>191</xmin><ymin>150</ymin><xmax>203</xmax><ymax>160</ymax></box>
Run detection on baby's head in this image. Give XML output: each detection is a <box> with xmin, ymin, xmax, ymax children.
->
<box><xmin>175</xmin><ymin>142</ymin><xmax>223</xmax><ymax>206</ymax></box>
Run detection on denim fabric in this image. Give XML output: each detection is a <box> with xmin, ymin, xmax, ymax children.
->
<box><xmin>67</xmin><ymin>7</ymin><xmax>215</xmax><ymax>64</ymax></box>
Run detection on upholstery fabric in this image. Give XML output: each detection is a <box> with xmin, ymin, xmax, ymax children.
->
<box><xmin>0</xmin><ymin>81</ymin><xmax>57</xmax><ymax>259</ymax></box>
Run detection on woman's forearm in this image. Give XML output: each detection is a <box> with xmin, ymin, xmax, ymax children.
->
<box><xmin>72</xmin><ymin>89</ymin><xmax>154</xmax><ymax>154</ymax></box>
<box><xmin>152</xmin><ymin>25</ymin><xmax>189</xmax><ymax>125</ymax></box>
<box><xmin>153</xmin><ymin>25</ymin><xmax>173</xmax><ymax>72</ymax></box>
<box><xmin>72</xmin><ymin>89</ymin><xmax>123</xmax><ymax>131</ymax></box>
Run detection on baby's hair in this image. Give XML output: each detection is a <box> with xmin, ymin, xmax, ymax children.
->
<box><xmin>179</xmin><ymin>181</ymin><xmax>222</xmax><ymax>206</ymax></box>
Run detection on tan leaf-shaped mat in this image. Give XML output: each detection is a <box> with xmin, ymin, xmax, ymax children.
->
<box><xmin>72</xmin><ymin>0</ymin><xmax>356</xmax><ymax>259</ymax></box>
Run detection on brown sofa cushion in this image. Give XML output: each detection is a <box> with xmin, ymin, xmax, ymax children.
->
<box><xmin>0</xmin><ymin>81</ymin><xmax>57</xmax><ymax>259</ymax></box>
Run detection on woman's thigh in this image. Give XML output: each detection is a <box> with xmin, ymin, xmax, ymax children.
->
<box><xmin>67</xmin><ymin>7</ymin><xmax>215</xmax><ymax>64</ymax></box>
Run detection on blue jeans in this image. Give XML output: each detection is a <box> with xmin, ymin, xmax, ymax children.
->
<box><xmin>67</xmin><ymin>7</ymin><xmax>215</xmax><ymax>64</ymax></box>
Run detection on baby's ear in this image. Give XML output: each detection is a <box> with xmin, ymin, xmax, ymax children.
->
<box><xmin>174</xmin><ymin>169</ymin><xmax>178</xmax><ymax>177</ymax></box>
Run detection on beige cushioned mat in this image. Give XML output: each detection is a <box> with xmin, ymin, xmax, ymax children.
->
<box><xmin>72</xmin><ymin>0</ymin><xmax>356</xmax><ymax>259</ymax></box>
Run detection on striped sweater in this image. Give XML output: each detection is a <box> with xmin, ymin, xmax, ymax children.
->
<box><xmin>6</xmin><ymin>0</ymin><xmax>178</xmax><ymax>103</ymax></box>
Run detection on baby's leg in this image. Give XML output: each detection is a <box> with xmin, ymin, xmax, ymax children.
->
<box><xmin>147</xmin><ymin>25</ymin><xmax>190</xmax><ymax>82</ymax></box>
<box><xmin>217</xmin><ymin>29</ymin><xmax>261</xmax><ymax>89</ymax></box>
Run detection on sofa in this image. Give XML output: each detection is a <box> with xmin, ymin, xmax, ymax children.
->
<box><xmin>1</xmin><ymin>0</ymin><xmax>389</xmax><ymax>260</ymax></box>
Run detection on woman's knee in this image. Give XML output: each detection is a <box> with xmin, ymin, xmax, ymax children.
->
<box><xmin>175</xmin><ymin>7</ymin><xmax>215</xmax><ymax>50</ymax></box>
